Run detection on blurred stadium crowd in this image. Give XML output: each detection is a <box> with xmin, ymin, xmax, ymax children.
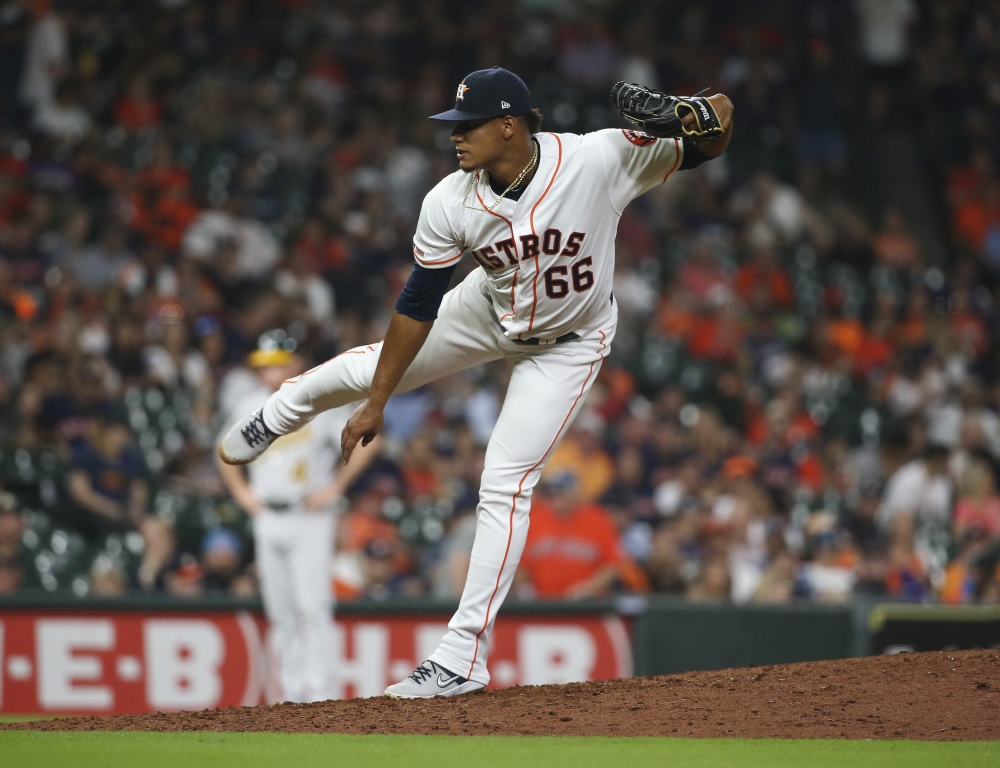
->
<box><xmin>1</xmin><ymin>0</ymin><xmax>1000</xmax><ymax>606</ymax></box>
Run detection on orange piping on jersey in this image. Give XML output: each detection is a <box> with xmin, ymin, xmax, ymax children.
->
<box><xmin>476</xmin><ymin>180</ymin><xmax>519</xmax><ymax>321</ymax></box>
<box><xmin>476</xmin><ymin>186</ymin><xmax>516</xmax><ymax>233</ymax></box>
<box><xmin>662</xmin><ymin>138</ymin><xmax>681</xmax><ymax>183</ymax></box>
<box><xmin>283</xmin><ymin>345</ymin><xmax>377</xmax><ymax>384</ymax></box>
<box><xmin>413</xmin><ymin>249</ymin><xmax>464</xmax><ymax>267</ymax></box>
<box><xmin>526</xmin><ymin>133</ymin><xmax>563</xmax><ymax>333</ymax></box>
<box><xmin>500</xmin><ymin>268</ymin><xmax>518</xmax><ymax>322</ymax></box>
<box><xmin>466</xmin><ymin>326</ymin><xmax>607</xmax><ymax>681</ymax></box>
<box><xmin>529</xmin><ymin>134</ymin><xmax>563</xmax><ymax>234</ymax></box>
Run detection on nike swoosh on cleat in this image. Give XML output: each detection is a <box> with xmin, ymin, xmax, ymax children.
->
<box><xmin>436</xmin><ymin>673</ymin><xmax>460</xmax><ymax>688</ymax></box>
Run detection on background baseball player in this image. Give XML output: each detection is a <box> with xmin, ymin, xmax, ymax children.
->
<box><xmin>217</xmin><ymin>330</ymin><xmax>380</xmax><ymax>703</ymax></box>
<box><xmin>221</xmin><ymin>68</ymin><xmax>733</xmax><ymax>698</ymax></box>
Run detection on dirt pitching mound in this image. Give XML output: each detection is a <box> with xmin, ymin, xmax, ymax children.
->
<box><xmin>6</xmin><ymin>649</ymin><xmax>999</xmax><ymax>740</ymax></box>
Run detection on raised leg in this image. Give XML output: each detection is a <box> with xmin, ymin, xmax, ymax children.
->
<box><xmin>263</xmin><ymin>270</ymin><xmax>502</xmax><ymax>435</ymax></box>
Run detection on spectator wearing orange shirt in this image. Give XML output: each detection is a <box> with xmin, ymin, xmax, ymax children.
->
<box><xmin>939</xmin><ymin>532</ymin><xmax>994</xmax><ymax>605</ymax></box>
<box><xmin>746</xmin><ymin>391</ymin><xmax>819</xmax><ymax>449</ymax></box>
<box><xmin>825</xmin><ymin>312</ymin><xmax>865</xmax><ymax>360</ymax></box>
<box><xmin>872</xmin><ymin>206</ymin><xmax>921</xmax><ymax>269</ymax></box>
<box><xmin>854</xmin><ymin>314</ymin><xmax>894</xmax><ymax>379</ymax></box>
<box><xmin>131</xmin><ymin>184</ymin><xmax>199</xmax><ymax>252</ymax></box>
<box><xmin>953</xmin><ymin>183</ymin><xmax>1000</xmax><ymax>259</ymax></box>
<box><xmin>542</xmin><ymin>411</ymin><xmax>615</xmax><ymax>501</ymax></box>
<box><xmin>946</xmin><ymin>147</ymin><xmax>993</xmax><ymax>210</ymax></box>
<box><xmin>399</xmin><ymin>430</ymin><xmax>441</xmax><ymax>500</ymax></box>
<box><xmin>336</xmin><ymin>483</ymin><xmax>413</xmax><ymax>599</ymax></box>
<box><xmin>895</xmin><ymin>288</ymin><xmax>930</xmax><ymax>349</ymax></box>
<box><xmin>734</xmin><ymin>245</ymin><xmax>793</xmax><ymax>309</ymax></box>
<box><xmin>340</xmin><ymin>485</ymin><xmax>401</xmax><ymax>554</ymax></box>
<box><xmin>136</xmin><ymin>142</ymin><xmax>190</xmax><ymax>195</ymax></box>
<box><xmin>654</xmin><ymin>282</ymin><xmax>698</xmax><ymax>340</ymax></box>
<box><xmin>686</xmin><ymin>302</ymin><xmax>746</xmax><ymax>364</ymax></box>
<box><xmin>517</xmin><ymin>473</ymin><xmax>647</xmax><ymax>599</ymax></box>
<box><xmin>114</xmin><ymin>76</ymin><xmax>161</xmax><ymax>133</ymax></box>
<box><xmin>294</xmin><ymin>218</ymin><xmax>350</xmax><ymax>274</ymax></box>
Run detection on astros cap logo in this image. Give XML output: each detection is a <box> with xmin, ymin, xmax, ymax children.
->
<box><xmin>429</xmin><ymin>68</ymin><xmax>532</xmax><ymax>122</ymax></box>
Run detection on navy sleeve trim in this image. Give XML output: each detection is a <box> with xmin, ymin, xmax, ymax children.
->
<box><xmin>679</xmin><ymin>137</ymin><xmax>713</xmax><ymax>170</ymax></box>
<box><xmin>394</xmin><ymin>263</ymin><xmax>458</xmax><ymax>322</ymax></box>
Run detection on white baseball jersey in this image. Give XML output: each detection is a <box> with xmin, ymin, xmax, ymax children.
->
<box><xmin>412</xmin><ymin>129</ymin><xmax>683</xmax><ymax>340</ymax></box>
<box><xmin>227</xmin><ymin>389</ymin><xmax>352</xmax><ymax>507</ymax></box>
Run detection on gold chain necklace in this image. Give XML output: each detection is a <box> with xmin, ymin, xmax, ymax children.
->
<box><xmin>463</xmin><ymin>140</ymin><xmax>539</xmax><ymax>213</ymax></box>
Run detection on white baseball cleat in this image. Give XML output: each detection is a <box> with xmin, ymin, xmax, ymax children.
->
<box><xmin>218</xmin><ymin>408</ymin><xmax>279</xmax><ymax>465</ymax></box>
<box><xmin>384</xmin><ymin>661</ymin><xmax>485</xmax><ymax>699</ymax></box>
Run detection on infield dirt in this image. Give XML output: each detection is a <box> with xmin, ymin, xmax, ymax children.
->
<box><xmin>5</xmin><ymin>649</ymin><xmax>998</xmax><ymax>741</ymax></box>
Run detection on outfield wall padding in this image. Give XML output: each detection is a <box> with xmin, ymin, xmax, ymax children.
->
<box><xmin>630</xmin><ymin>599</ymin><xmax>856</xmax><ymax>675</ymax></box>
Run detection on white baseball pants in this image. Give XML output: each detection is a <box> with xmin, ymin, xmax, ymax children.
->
<box><xmin>262</xmin><ymin>268</ymin><xmax>616</xmax><ymax>685</ymax></box>
<box><xmin>254</xmin><ymin>508</ymin><xmax>337</xmax><ymax>702</ymax></box>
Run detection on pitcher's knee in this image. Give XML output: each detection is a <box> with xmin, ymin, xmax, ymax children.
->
<box><xmin>276</xmin><ymin>378</ymin><xmax>314</xmax><ymax>407</ymax></box>
<box><xmin>477</xmin><ymin>486</ymin><xmax>534</xmax><ymax>519</ymax></box>
<box><xmin>479</xmin><ymin>474</ymin><xmax>541</xmax><ymax>501</ymax></box>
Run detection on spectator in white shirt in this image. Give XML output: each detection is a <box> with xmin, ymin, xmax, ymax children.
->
<box><xmin>182</xmin><ymin>202</ymin><xmax>280</xmax><ymax>279</ymax></box>
<box><xmin>854</xmin><ymin>0</ymin><xmax>917</xmax><ymax>64</ymax></box>
<box><xmin>854</xmin><ymin>0</ymin><xmax>917</xmax><ymax>85</ymax></box>
<box><xmin>877</xmin><ymin>445</ymin><xmax>953</xmax><ymax>529</ymax></box>
<box><xmin>19</xmin><ymin>2</ymin><xmax>66</xmax><ymax>112</ymax></box>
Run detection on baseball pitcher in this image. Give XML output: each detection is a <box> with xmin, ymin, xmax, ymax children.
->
<box><xmin>220</xmin><ymin>69</ymin><xmax>733</xmax><ymax>698</ymax></box>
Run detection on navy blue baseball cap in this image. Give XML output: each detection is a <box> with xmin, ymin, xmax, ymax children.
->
<box><xmin>430</xmin><ymin>67</ymin><xmax>532</xmax><ymax>122</ymax></box>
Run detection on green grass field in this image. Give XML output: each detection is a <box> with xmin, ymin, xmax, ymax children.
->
<box><xmin>1</xmin><ymin>732</ymin><xmax>996</xmax><ymax>768</ymax></box>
